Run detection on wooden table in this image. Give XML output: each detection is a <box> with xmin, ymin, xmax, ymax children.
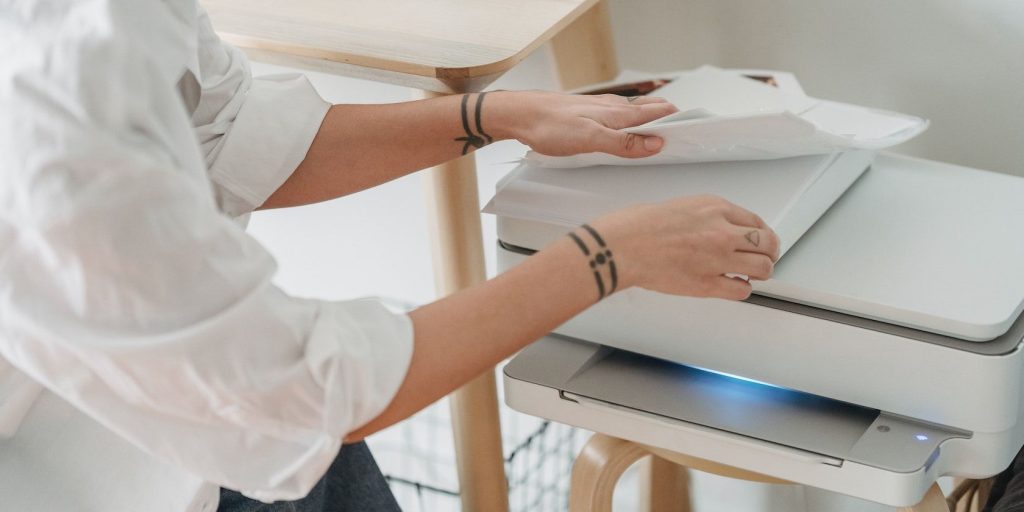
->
<box><xmin>570</xmin><ymin>434</ymin><xmax>986</xmax><ymax>512</ymax></box>
<box><xmin>203</xmin><ymin>1</ymin><xmax>619</xmax><ymax>510</ymax></box>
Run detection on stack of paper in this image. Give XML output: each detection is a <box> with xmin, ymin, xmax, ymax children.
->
<box><xmin>484</xmin><ymin>151</ymin><xmax>875</xmax><ymax>258</ymax></box>
<box><xmin>528</xmin><ymin>66</ymin><xmax>927</xmax><ymax>168</ymax></box>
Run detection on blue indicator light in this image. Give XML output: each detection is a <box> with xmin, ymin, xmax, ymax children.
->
<box><xmin>692</xmin><ymin>367</ymin><xmax>781</xmax><ymax>389</ymax></box>
<box><xmin>915</xmin><ymin>434</ymin><xmax>929</xmax><ymax>441</ymax></box>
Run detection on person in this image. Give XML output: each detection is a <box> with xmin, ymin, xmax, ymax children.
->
<box><xmin>0</xmin><ymin>1</ymin><xmax>780</xmax><ymax>510</ymax></box>
<box><xmin>984</xmin><ymin>449</ymin><xmax>1024</xmax><ymax>511</ymax></box>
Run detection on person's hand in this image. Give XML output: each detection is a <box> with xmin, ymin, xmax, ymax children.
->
<box><xmin>488</xmin><ymin>90</ymin><xmax>678</xmax><ymax>159</ymax></box>
<box><xmin>586</xmin><ymin>195</ymin><xmax>781</xmax><ymax>300</ymax></box>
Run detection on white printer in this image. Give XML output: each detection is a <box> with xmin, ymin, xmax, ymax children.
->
<box><xmin>489</xmin><ymin>150</ymin><xmax>1024</xmax><ymax>507</ymax></box>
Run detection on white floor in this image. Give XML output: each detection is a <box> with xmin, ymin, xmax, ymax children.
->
<box><xmin>248</xmin><ymin>52</ymin><xmax>926</xmax><ymax>511</ymax></box>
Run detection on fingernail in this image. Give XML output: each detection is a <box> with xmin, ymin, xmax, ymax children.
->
<box><xmin>643</xmin><ymin>137</ymin><xmax>663</xmax><ymax>152</ymax></box>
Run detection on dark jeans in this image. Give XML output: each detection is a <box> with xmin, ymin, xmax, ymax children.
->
<box><xmin>217</xmin><ymin>442</ymin><xmax>401</xmax><ymax>512</ymax></box>
<box><xmin>985</xmin><ymin>447</ymin><xmax>1024</xmax><ymax>512</ymax></box>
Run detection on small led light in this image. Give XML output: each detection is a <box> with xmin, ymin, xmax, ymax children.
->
<box><xmin>915</xmin><ymin>434</ymin><xmax>929</xmax><ymax>441</ymax></box>
<box><xmin>691</xmin><ymin>366</ymin><xmax>781</xmax><ymax>389</ymax></box>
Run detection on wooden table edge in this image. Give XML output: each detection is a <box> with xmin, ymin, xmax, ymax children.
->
<box><xmin>215</xmin><ymin>0</ymin><xmax>599</xmax><ymax>92</ymax></box>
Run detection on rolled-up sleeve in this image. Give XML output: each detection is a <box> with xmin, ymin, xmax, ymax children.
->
<box><xmin>0</xmin><ymin>1</ymin><xmax>411</xmax><ymax>503</ymax></box>
<box><xmin>190</xmin><ymin>8</ymin><xmax>330</xmax><ymax>218</ymax></box>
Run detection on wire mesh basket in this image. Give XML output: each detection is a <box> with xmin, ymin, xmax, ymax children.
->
<box><xmin>368</xmin><ymin>370</ymin><xmax>586</xmax><ymax>512</ymax></box>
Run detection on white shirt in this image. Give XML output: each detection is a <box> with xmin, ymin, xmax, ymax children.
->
<box><xmin>0</xmin><ymin>0</ymin><xmax>414</xmax><ymax>509</ymax></box>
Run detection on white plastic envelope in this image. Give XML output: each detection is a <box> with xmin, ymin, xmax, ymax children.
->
<box><xmin>528</xmin><ymin>66</ymin><xmax>928</xmax><ymax>168</ymax></box>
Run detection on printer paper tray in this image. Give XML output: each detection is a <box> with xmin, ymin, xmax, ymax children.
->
<box><xmin>560</xmin><ymin>391</ymin><xmax>845</xmax><ymax>467</ymax></box>
<box><xmin>505</xmin><ymin>335</ymin><xmax>971</xmax><ymax>475</ymax></box>
<box><xmin>556</xmin><ymin>345</ymin><xmax>879</xmax><ymax>461</ymax></box>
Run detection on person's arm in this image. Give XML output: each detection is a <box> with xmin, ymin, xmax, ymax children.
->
<box><xmin>346</xmin><ymin>195</ymin><xmax>780</xmax><ymax>441</ymax></box>
<box><xmin>261</xmin><ymin>91</ymin><xmax>678</xmax><ymax>209</ymax></box>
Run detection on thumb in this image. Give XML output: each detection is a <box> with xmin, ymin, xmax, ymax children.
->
<box><xmin>594</xmin><ymin>128</ymin><xmax>664</xmax><ymax>159</ymax></box>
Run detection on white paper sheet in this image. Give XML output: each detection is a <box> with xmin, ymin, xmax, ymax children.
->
<box><xmin>484</xmin><ymin>151</ymin><xmax>875</xmax><ymax>258</ymax></box>
<box><xmin>528</xmin><ymin>67</ymin><xmax>927</xmax><ymax>168</ymax></box>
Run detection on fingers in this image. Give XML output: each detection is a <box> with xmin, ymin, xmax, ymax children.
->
<box><xmin>621</xmin><ymin>95</ymin><xmax>672</xmax><ymax>106</ymax></box>
<box><xmin>727</xmin><ymin>252</ymin><xmax>775</xmax><ymax>281</ymax></box>
<box><xmin>720</xmin><ymin>203</ymin><xmax>769</xmax><ymax>230</ymax></box>
<box><xmin>731</xmin><ymin>225</ymin><xmax>781</xmax><ymax>261</ymax></box>
<box><xmin>595</xmin><ymin>94</ymin><xmax>671</xmax><ymax>106</ymax></box>
<box><xmin>612</xmin><ymin>102</ymin><xmax>679</xmax><ymax>128</ymax></box>
<box><xmin>707</xmin><ymin>275</ymin><xmax>753</xmax><ymax>300</ymax></box>
<box><xmin>592</xmin><ymin>126</ymin><xmax>665</xmax><ymax>158</ymax></box>
<box><xmin>630</xmin><ymin>95</ymin><xmax>671</xmax><ymax>105</ymax></box>
<box><xmin>589</xmin><ymin>94</ymin><xmax>678</xmax><ymax>128</ymax></box>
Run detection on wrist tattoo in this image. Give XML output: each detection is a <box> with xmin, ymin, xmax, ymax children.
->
<box><xmin>454</xmin><ymin>92</ymin><xmax>494</xmax><ymax>155</ymax></box>
<box><xmin>568</xmin><ymin>224</ymin><xmax>618</xmax><ymax>300</ymax></box>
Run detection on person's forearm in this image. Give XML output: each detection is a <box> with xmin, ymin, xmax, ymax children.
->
<box><xmin>344</xmin><ymin>194</ymin><xmax>782</xmax><ymax>441</ymax></box>
<box><xmin>260</xmin><ymin>90</ymin><xmax>677</xmax><ymax>210</ymax></box>
<box><xmin>344</xmin><ymin>233</ymin><xmax>600</xmax><ymax>441</ymax></box>
<box><xmin>262</xmin><ymin>92</ymin><xmax>513</xmax><ymax>209</ymax></box>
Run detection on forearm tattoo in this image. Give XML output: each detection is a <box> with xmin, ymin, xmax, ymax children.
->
<box><xmin>454</xmin><ymin>92</ymin><xmax>494</xmax><ymax>155</ymax></box>
<box><xmin>568</xmin><ymin>224</ymin><xmax>618</xmax><ymax>300</ymax></box>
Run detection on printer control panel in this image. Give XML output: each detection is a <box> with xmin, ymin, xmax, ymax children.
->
<box><xmin>848</xmin><ymin>414</ymin><xmax>971</xmax><ymax>473</ymax></box>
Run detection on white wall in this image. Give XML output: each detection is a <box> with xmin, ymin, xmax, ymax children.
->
<box><xmin>607</xmin><ymin>0</ymin><xmax>1024</xmax><ymax>176</ymax></box>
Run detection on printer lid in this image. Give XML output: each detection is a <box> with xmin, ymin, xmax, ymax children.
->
<box><xmin>487</xmin><ymin>153</ymin><xmax>1024</xmax><ymax>341</ymax></box>
<box><xmin>757</xmin><ymin>153</ymin><xmax>1024</xmax><ymax>341</ymax></box>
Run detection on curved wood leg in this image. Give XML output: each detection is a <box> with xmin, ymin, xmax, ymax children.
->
<box><xmin>638</xmin><ymin>454</ymin><xmax>691</xmax><ymax>512</ymax></box>
<box><xmin>898</xmin><ymin>483</ymin><xmax>950</xmax><ymax>512</ymax></box>
<box><xmin>419</xmin><ymin>90</ymin><xmax>508</xmax><ymax>512</ymax></box>
<box><xmin>570</xmin><ymin>434</ymin><xmax>652</xmax><ymax>512</ymax></box>
<box><xmin>949</xmin><ymin>478</ymin><xmax>995</xmax><ymax>512</ymax></box>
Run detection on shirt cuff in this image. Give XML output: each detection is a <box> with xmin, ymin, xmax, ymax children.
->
<box><xmin>305</xmin><ymin>299</ymin><xmax>415</xmax><ymax>437</ymax></box>
<box><xmin>209</xmin><ymin>74</ymin><xmax>330</xmax><ymax>218</ymax></box>
<box><xmin>238</xmin><ymin>298</ymin><xmax>412</xmax><ymax>503</ymax></box>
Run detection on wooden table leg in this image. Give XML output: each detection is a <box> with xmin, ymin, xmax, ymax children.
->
<box><xmin>898</xmin><ymin>483</ymin><xmax>951</xmax><ymax>512</ymax></box>
<box><xmin>570</xmin><ymin>434</ymin><xmax>652</xmax><ymax>512</ymax></box>
<box><xmin>420</xmin><ymin>90</ymin><xmax>509</xmax><ymax>512</ymax></box>
<box><xmin>549</xmin><ymin>0</ymin><xmax>620</xmax><ymax>91</ymax></box>
<box><xmin>420</xmin><ymin>5</ymin><xmax>624</xmax><ymax>509</ymax></box>
<box><xmin>638</xmin><ymin>454</ymin><xmax>692</xmax><ymax>512</ymax></box>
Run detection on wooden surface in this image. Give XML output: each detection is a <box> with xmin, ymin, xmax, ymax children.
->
<box><xmin>419</xmin><ymin>92</ymin><xmax>509</xmax><ymax>512</ymax></box>
<box><xmin>574</xmin><ymin>434</ymin><xmax>953</xmax><ymax>512</ymax></box>
<box><xmin>638</xmin><ymin>455</ymin><xmax>692</xmax><ymax>512</ymax></box>
<box><xmin>898</xmin><ymin>483</ymin><xmax>951</xmax><ymax>512</ymax></box>
<box><xmin>949</xmin><ymin>478</ymin><xmax>993</xmax><ymax>512</ymax></box>
<box><xmin>570</xmin><ymin>434</ymin><xmax>652</xmax><ymax>512</ymax></box>
<box><xmin>204</xmin><ymin>0</ymin><xmax>599</xmax><ymax>93</ymax></box>
<box><xmin>548</xmin><ymin>0</ymin><xmax>620</xmax><ymax>90</ymax></box>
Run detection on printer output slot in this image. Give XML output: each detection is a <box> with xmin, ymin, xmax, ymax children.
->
<box><xmin>498</xmin><ymin>239</ymin><xmax>536</xmax><ymax>256</ymax></box>
<box><xmin>558</xmin><ymin>347</ymin><xmax>880</xmax><ymax>464</ymax></box>
<box><xmin>560</xmin><ymin>390</ymin><xmax>844</xmax><ymax>467</ymax></box>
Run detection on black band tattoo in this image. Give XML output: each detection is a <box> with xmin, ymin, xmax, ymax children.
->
<box><xmin>473</xmin><ymin>92</ymin><xmax>493</xmax><ymax>144</ymax></box>
<box><xmin>454</xmin><ymin>92</ymin><xmax>494</xmax><ymax>155</ymax></box>
<box><xmin>745</xmin><ymin>230</ymin><xmax>761</xmax><ymax>247</ymax></box>
<box><xmin>568</xmin><ymin>232</ymin><xmax>590</xmax><ymax>255</ymax></box>
<box><xmin>568</xmin><ymin>224</ymin><xmax>618</xmax><ymax>300</ymax></box>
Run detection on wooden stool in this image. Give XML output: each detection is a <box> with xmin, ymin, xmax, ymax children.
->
<box><xmin>203</xmin><ymin>2</ymin><xmax>620</xmax><ymax>510</ymax></box>
<box><xmin>568</xmin><ymin>433</ymin><xmax>987</xmax><ymax>512</ymax></box>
